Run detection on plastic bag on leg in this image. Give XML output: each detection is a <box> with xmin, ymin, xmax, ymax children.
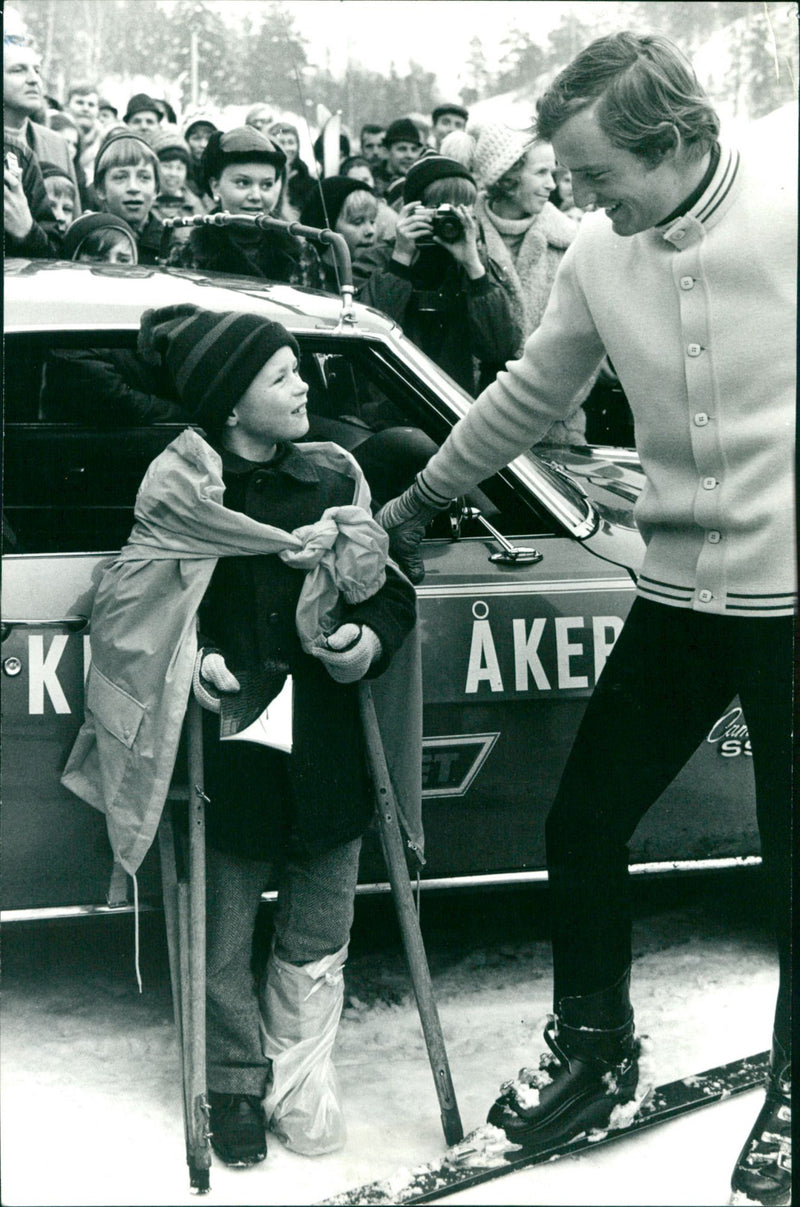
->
<box><xmin>259</xmin><ymin>942</ymin><xmax>348</xmax><ymax>1155</ymax></box>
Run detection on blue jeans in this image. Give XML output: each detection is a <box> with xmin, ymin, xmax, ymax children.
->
<box><xmin>206</xmin><ymin>838</ymin><xmax>361</xmax><ymax>1095</ymax></box>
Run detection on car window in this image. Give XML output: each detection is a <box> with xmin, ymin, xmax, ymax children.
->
<box><xmin>4</xmin><ymin>329</ymin><xmax>562</xmax><ymax>558</ymax></box>
<box><xmin>298</xmin><ymin>337</ymin><xmax>562</xmax><ymax>536</ymax></box>
<box><xmin>3</xmin><ymin>333</ymin><xmax>191</xmax><ymax>555</ymax></box>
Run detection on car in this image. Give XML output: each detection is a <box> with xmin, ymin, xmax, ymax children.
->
<box><xmin>1</xmin><ymin>258</ymin><xmax>760</xmax><ymax>921</ymax></box>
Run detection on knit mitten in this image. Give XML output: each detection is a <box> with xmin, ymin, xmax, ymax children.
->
<box><xmin>375</xmin><ymin>480</ymin><xmax>447</xmax><ymax>584</ymax></box>
<box><xmin>192</xmin><ymin>648</ymin><xmax>240</xmax><ymax>712</ymax></box>
<box><xmin>310</xmin><ymin>624</ymin><xmax>382</xmax><ymax>683</ymax></box>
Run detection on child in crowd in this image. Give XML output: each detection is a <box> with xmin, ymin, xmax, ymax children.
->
<box><xmin>269</xmin><ymin>121</ymin><xmax>314</xmax><ymax>220</ymax></box>
<box><xmin>62</xmin><ymin>304</ymin><xmax>419</xmax><ymax>1168</ymax></box>
<box><xmin>149</xmin><ymin>125</ymin><xmax>207</xmax><ymax>225</ymax></box>
<box><xmin>299</xmin><ymin>176</ymin><xmax>382</xmax><ymax>292</ymax></box>
<box><xmin>92</xmin><ymin>129</ymin><xmax>164</xmax><ymax>264</ymax></box>
<box><xmin>62</xmin><ymin>211</ymin><xmax>138</xmax><ymax>263</ymax></box>
<box><xmin>168</xmin><ymin>126</ymin><xmax>303</xmax><ymax>282</ymax></box>
<box><xmin>41</xmin><ymin>164</ymin><xmax>78</xmax><ymax>235</ymax></box>
<box><xmin>358</xmin><ymin>154</ymin><xmax>519</xmax><ymax>396</ymax></box>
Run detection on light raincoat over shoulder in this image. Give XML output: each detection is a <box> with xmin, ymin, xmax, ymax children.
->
<box><xmin>61</xmin><ymin>428</ymin><xmax>423</xmax><ymax>875</ymax></box>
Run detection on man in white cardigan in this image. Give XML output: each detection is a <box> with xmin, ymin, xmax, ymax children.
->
<box><xmin>378</xmin><ymin>32</ymin><xmax>794</xmax><ymax>1206</ymax></box>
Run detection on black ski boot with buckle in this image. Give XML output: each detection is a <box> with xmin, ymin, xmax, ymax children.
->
<box><xmin>208</xmin><ymin>1091</ymin><xmax>268</xmax><ymax>1167</ymax></box>
<box><xmin>487</xmin><ymin>970</ymin><xmax>640</xmax><ymax>1151</ymax></box>
<box><xmin>730</xmin><ymin>1034</ymin><xmax>792</xmax><ymax>1206</ymax></box>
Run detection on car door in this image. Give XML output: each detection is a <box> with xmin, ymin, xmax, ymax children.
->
<box><xmin>2</xmin><ymin>330</ymin><xmax>188</xmax><ymax>913</ymax></box>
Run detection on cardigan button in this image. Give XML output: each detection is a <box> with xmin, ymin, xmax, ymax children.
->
<box><xmin>694</xmin><ymin>412</ymin><xmax>709</xmax><ymax>426</ymax></box>
<box><xmin>680</xmin><ymin>275</ymin><xmax>695</xmax><ymax>290</ymax></box>
<box><xmin>702</xmin><ymin>477</ymin><xmax>718</xmax><ymax>490</ymax></box>
<box><xmin>698</xmin><ymin>589</ymin><xmax>714</xmax><ymax>603</ymax></box>
<box><xmin>707</xmin><ymin>530</ymin><xmax>722</xmax><ymax>543</ymax></box>
<box><xmin>687</xmin><ymin>342</ymin><xmax>703</xmax><ymax>357</ymax></box>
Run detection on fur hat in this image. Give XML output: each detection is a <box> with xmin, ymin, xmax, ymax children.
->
<box><xmin>384</xmin><ymin>117</ymin><xmax>422</xmax><ymax>147</ymax></box>
<box><xmin>137</xmin><ymin>304</ymin><xmax>300</xmax><ymax>433</ymax></box>
<box><xmin>473</xmin><ymin>123</ymin><xmax>534</xmax><ymax>190</ymax></box>
<box><xmin>300</xmin><ymin>176</ymin><xmax>374</xmax><ymax>231</ymax></box>
<box><xmin>432</xmin><ymin>103</ymin><xmax>469</xmax><ymax>126</ymax></box>
<box><xmin>149</xmin><ymin>124</ymin><xmax>190</xmax><ymax>163</ymax></box>
<box><xmin>402</xmin><ymin>154</ymin><xmax>474</xmax><ymax>204</ymax></box>
<box><xmin>124</xmin><ymin>92</ymin><xmax>161</xmax><ymax>123</ymax></box>
<box><xmin>201</xmin><ymin>126</ymin><xmax>286</xmax><ymax>190</ymax></box>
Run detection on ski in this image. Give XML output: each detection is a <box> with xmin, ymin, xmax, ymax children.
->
<box><xmin>319</xmin><ymin>1050</ymin><xmax>769</xmax><ymax>1206</ymax></box>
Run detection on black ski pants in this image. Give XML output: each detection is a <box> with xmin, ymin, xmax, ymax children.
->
<box><xmin>545</xmin><ymin>597</ymin><xmax>793</xmax><ymax>1051</ymax></box>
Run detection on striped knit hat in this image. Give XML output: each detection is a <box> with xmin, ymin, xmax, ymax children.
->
<box><xmin>137</xmin><ymin>304</ymin><xmax>299</xmax><ymax>433</ymax></box>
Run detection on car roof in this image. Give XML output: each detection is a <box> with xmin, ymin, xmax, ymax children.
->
<box><xmin>4</xmin><ymin>259</ymin><xmax>399</xmax><ymax>337</ymax></box>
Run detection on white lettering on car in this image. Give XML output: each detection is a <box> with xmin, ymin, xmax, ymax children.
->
<box><xmin>513</xmin><ymin>618</ymin><xmax>550</xmax><ymax>690</ymax></box>
<box><xmin>466</xmin><ymin>610</ymin><xmax>626</xmax><ymax>696</ymax></box>
<box><xmin>465</xmin><ymin>615</ymin><xmax>504</xmax><ymax>693</ymax></box>
<box><xmin>555</xmin><ymin>617</ymin><xmax>588</xmax><ymax>689</ymax></box>
<box><xmin>593</xmin><ymin>615</ymin><xmax>624</xmax><ymax>681</ymax></box>
<box><xmin>28</xmin><ymin>634</ymin><xmax>70</xmax><ymax>714</ymax></box>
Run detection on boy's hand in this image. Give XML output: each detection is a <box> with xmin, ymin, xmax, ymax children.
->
<box><xmin>192</xmin><ymin>649</ymin><xmax>240</xmax><ymax>712</ymax></box>
<box><xmin>311</xmin><ymin>623</ymin><xmax>383</xmax><ymax>683</ymax></box>
<box><xmin>435</xmin><ymin>206</ymin><xmax>485</xmax><ymax>279</ymax></box>
<box><xmin>392</xmin><ymin>201</ymin><xmax>433</xmax><ymax>265</ymax></box>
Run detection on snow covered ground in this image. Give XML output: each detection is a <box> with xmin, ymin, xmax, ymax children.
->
<box><xmin>1</xmin><ymin>874</ymin><xmax>782</xmax><ymax>1207</ymax></box>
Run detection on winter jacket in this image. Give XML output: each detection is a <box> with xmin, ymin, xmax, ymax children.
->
<box><xmin>167</xmin><ymin>208</ymin><xmax>303</xmax><ymax>283</ymax></box>
<box><xmin>198</xmin><ymin>442</ymin><xmax>417</xmax><ymax>860</ymax></box>
<box><xmin>135</xmin><ymin>210</ymin><xmax>167</xmax><ymax>266</ymax></box>
<box><xmin>476</xmin><ymin>197</ymin><xmax>586</xmax><ymax>445</ymax></box>
<box><xmin>357</xmin><ymin>242</ymin><xmax>520</xmax><ymax>396</ymax></box>
<box><xmin>14</xmin><ymin>117</ymin><xmax>80</xmax><ymax>195</ymax></box>
<box><xmin>417</xmin><ymin>142</ymin><xmax>797</xmax><ymax>619</ymax></box>
<box><xmin>61</xmin><ymin>429</ymin><xmax>423</xmax><ymax>874</ymax></box>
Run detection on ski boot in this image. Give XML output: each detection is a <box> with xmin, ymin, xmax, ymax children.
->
<box><xmin>730</xmin><ymin>1035</ymin><xmax>791</xmax><ymax>1206</ymax></box>
<box><xmin>487</xmin><ymin>971</ymin><xmax>640</xmax><ymax>1150</ymax></box>
<box><xmin>208</xmin><ymin>1092</ymin><xmax>268</xmax><ymax>1167</ymax></box>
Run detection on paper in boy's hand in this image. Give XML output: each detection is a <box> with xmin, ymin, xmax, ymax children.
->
<box><xmin>219</xmin><ymin>663</ymin><xmax>293</xmax><ymax>752</ymax></box>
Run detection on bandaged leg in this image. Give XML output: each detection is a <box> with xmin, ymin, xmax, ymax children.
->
<box><xmin>259</xmin><ymin>941</ymin><xmax>348</xmax><ymax>1155</ymax></box>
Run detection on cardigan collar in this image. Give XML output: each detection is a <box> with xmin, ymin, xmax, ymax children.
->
<box><xmin>657</xmin><ymin>142</ymin><xmax>741</xmax><ymax>248</ymax></box>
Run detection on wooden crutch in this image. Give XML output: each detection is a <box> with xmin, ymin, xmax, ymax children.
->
<box><xmin>359</xmin><ymin>684</ymin><xmax>464</xmax><ymax>1147</ymax></box>
<box><xmin>158</xmin><ymin>694</ymin><xmax>212</xmax><ymax>1192</ymax></box>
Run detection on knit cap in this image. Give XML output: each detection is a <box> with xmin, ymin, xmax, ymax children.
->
<box><xmin>98</xmin><ymin>97</ymin><xmax>118</xmax><ymax>118</ymax></box>
<box><xmin>384</xmin><ymin>117</ymin><xmax>421</xmax><ymax>147</ymax></box>
<box><xmin>137</xmin><ymin>304</ymin><xmax>300</xmax><ymax>433</ymax></box>
<box><xmin>201</xmin><ymin>126</ymin><xmax>286</xmax><ymax>190</ymax></box>
<box><xmin>438</xmin><ymin>130</ymin><xmax>476</xmax><ymax>171</ymax></box>
<box><xmin>150</xmin><ymin>124</ymin><xmax>190</xmax><ymax>163</ymax></box>
<box><xmin>300</xmin><ymin>176</ymin><xmax>374</xmax><ymax>231</ymax></box>
<box><xmin>402</xmin><ymin>154</ymin><xmax>474</xmax><ymax>204</ymax></box>
<box><xmin>182</xmin><ymin>111</ymin><xmax>219</xmax><ymax>140</ymax></box>
<box><xmin>124</xmin><ymin>92</ymin><xmax>161</xmax><ymax>123</ymax></box>
<box><xmin>62</xmin><ymin>212</ymin><xmax>137</xmax><ymax>260</ymax></box>
<box><xmin>40</xmin><ymin>161</ymin><xmax>74</xmax><ymax>185</ymax></box>
<box><xmin>473</xmin><ymin>123</ymin><xmax>535</xmax><ymax>190</ymax></box>
<box><xmin>94</xmin><ymin>128</ymin><xmax>158</xmax><ymax>182</ymax></box>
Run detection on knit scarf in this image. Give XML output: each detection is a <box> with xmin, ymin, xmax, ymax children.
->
<box><xmin>477</xmin><ymin>196</ymin><xmax>576</xmax><ymax>349</ymax></box>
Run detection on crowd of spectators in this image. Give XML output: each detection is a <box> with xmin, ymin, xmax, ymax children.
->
<box><xmin>3</xmin><ymin>25</ymin><xmax>587</xmax><ymax>414</ymax></box>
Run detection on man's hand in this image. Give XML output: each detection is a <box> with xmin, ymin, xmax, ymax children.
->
<box><xmin>376</xmin><ymin>482</ymin><xmax>445</xmax><ymax>584</ymax></box>
<box><xmin>192</xmin><ymin>649</ymin><xmax>240</xmax><ymax>712</ymax></box>
<box><xmin>4</xmin><ymin>158</ymin><xmax>33</xmax><ymax>241</ymax></box>
<box><xmin>311</xmin><ymin>623</ymin><xmax>382</xmax><ymax>683</ymax></box>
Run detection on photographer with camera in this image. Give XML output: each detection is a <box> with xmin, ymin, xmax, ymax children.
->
<box><xmin>358</xmin><ymin>155</ymin><xmax>519</xmax><ymax>396</ymax></box>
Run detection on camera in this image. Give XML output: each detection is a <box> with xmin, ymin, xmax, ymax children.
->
<box><xmin>430</xmin><ymin>204</ymin><xmax>464</xmax><ymax>243</ymax></box>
